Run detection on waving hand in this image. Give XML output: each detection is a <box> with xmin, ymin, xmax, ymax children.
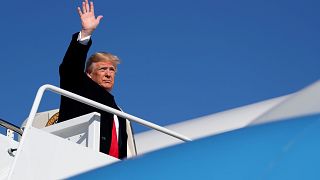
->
<box><xmin>78</xmin><ymin>0</ymin><xmax>103</xmax><ymax>38</ymax></box>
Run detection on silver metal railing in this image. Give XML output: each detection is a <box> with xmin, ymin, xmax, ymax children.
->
<box><xmin>0</xmin><ymin>118</ymin><xmax>23</xmax><ymax>136</ymax></box>
<box><xmin>24</xmin><ymin>84</ymin><xmax>191</xmax><ymax>142</ymax></box>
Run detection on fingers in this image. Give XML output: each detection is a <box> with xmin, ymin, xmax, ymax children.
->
<box><xmin>90</xmin><ymin>1</ymin><xmax>94</xmax><ymax>13</ymax></box>
<box><xmin>77</xmin><ymin>7</ymin><xmax>83</xmax><ymax>16</ymax></box>
<box><xmin>78</xmin><ymin>0</ymin><xmax>95</xmax><ymax>15</ymax></box>
<box><xmin>97</xmin><ymin>15</ymin><xmax>103</xmax><ymax>23</ymax></box>
<box><xmin>79</xmin><ymin>0</ymin><xmax>90</xmax><ymax>14</ymax></box>
<box><xmin>85</xmin><ymin>0</ymin><xmax>90</xmax><ymax>13</ymax></box>
<box><xmin>82</xmin><ymin>1</ymin><xmax>86</xmax><ymax>13</ymax></box>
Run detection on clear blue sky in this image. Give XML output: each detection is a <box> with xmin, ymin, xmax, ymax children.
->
<box><xmin>0</xmin><ymin>0</ymin><xmax>319</xmax><ymax>134</ymax></box>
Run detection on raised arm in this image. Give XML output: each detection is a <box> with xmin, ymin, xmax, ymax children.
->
<box><xmin>60</xmin><ymin>0</ymin><xmax>103</xmax><ymax>85</ymax></box>
<box><xmin>78</xmin><ymin>0</ymin><xmax>103</xmax><ymax>38</ymax></box>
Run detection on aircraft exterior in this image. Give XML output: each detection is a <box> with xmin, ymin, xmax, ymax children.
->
<box><xmin>0</xmin><ymin>80</ymin><xmax>319</xmax><ymax>179</ymax></box>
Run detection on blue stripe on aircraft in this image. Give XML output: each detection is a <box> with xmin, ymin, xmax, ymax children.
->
<box><xmin>71</xmin><ymin>113</ymin><xmax>320</xmax><ymax>179</ymax></box>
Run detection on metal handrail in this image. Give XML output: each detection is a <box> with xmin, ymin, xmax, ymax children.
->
<box><xmin>0</xmin><ymin>118</ymin><xmax>23</xmax><ymax>136</ymax></box>
<box><xmin>25</xmin><ymin>84</ymin><xmax>191</xmax><ymax>142</ymax></box>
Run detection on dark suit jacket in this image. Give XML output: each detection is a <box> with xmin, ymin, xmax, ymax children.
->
<box><xmin>58</xmin><ymin>32</ymin><xmax>127</xmax><ymax>159</ymax></box>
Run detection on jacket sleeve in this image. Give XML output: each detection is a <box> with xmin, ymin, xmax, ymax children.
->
<box><xmin>59</xmin><ymin>32</ymin><xmax>92</xmax><ymax>90</ymax></box>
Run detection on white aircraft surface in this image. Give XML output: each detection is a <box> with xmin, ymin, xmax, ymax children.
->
<box><xmin>1</xmin><ymin>80</ymin><xmax>320</xmax><ymax>179</ymax></box>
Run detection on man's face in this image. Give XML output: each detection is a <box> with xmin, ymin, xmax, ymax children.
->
<box><xmin>87</xmin><ymin>61</ymin><xmax>116</xmax><ymax>91</ymax></box>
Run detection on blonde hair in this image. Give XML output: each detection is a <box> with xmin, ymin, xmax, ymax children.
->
<box><xmin>85</xmin><ymin>52</ymin><xmax>121</xmax><ymax>73</ymax></box>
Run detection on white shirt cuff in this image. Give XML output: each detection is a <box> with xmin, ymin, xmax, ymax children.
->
<box><xmin>77</xmin><ymin>31</ymin><xmax>91</xmax><ymax>45</ymax></box>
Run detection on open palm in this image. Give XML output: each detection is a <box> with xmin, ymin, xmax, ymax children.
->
<box><xmin>78</xmin><ymin>0</ymin><xmax>103</xmax><ymax>37</ymax></box>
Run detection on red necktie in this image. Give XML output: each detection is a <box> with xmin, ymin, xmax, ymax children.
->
<box><xmin>108</xmin><ymin>120</ymin><xmax>119</xmax><ymax>158</ymax></box>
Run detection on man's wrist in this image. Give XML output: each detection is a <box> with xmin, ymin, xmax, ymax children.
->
<box><xmin>80</xmin><ymin>29</ymin><xmax>93</xmax><ymax>38</ymax></box>
<box><xmin>77</xmin><ymin>31</ymin><xmax>91</xmax><ymax>45</ymax></box>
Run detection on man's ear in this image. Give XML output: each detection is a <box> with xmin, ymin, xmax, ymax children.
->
<box><xmin>86</xmin><ymin>72</ymin><xmax>92</xmax><ymax>79</ymax></box>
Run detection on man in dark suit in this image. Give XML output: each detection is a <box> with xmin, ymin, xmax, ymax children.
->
<box><xmin>57</xmin><ymin>0</ymin><xmax>128</xmax><ymax>159</ymax></box>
